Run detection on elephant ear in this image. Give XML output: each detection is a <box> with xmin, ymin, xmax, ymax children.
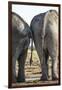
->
<box><xmin>30</xmin><ymin>38</ymin><xmax>33</xmax><ymax>66</ymax></box>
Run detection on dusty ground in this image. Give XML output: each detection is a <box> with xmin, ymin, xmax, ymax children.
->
<box><xmin>24</xmin><ymin>49</ymin><xmax>51</xmax><ymax>81</ymax></box>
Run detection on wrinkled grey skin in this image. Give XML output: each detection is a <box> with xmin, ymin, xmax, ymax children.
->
<box><xmin>12</xmin><ymin>12</ymin><xmax>31</xmax><ymax>83</ymax></box>
<box><xmin>30</xmin><ymin>10</ymin><xmax>59</xmax><ymax>80</ymax></box>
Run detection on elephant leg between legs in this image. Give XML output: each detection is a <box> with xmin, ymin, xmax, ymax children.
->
<box><xmin>41</xmin><ymin>50</ymin><xmax>49</xmax><ymax>81</ymax></box>
<box><xmin>17</xmin><ymin>50</ymin><xmax>27</xmax><ymax>82</ymax></box>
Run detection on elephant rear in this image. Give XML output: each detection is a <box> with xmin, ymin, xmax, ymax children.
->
<box><xmin>12</xmin><ymin>12</ymin><xmax>31</xmax><ymax>82</ymax></box>
<box><xmin>30</xmin><ymin>10</ymin><xmax>59</xmax><ymax>80</ymax></box>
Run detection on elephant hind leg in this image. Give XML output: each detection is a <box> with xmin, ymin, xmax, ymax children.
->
<box><xmin>12</xmin><ymin>56</ymin><xmax>17</xmax><ymax>83</ymax></box>
<box><xmin>52</xmin><ymin>56</ymin><xmax>59</xmax><ymax>80</ymax></box>
<box><xmin>17</xmin><ymin>50</ymin><xmax>27</xmax><ymax>82</ymax></box>
<box><xmin>48</xmin><ymin>48</ymin><xmax>58</xmax><ymax>80</ymax></box>
<box><xmin>41</xmin><ymin>49</ymin><xmax>49</xmax><ymax>80</ymax></box>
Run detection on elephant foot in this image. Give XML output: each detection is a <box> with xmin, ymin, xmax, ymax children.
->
<box><xmin>52</xmin><ymin>73</ymin><xmax>58</xmax><ymax>80</ymax></box>
<box><xmin>40</xmin><ymin>75</ymin><xmax>48</xmax><ymax>81</ymax></box>
<box><xmin>17</xmin><ymin>77</ymin><xmax>25</xmax><ymax>83</ymax></box>
<box><xmin>12</xmin><ymin>76</ymin><xmax>17</xmax><ymax>83</ymax></box>
<box><xmin>17</xmin><ymin>79</ymin><xmax>25</xmax><ymax>83</ymax></box>
<box><xmin>52</xmin><ymin>76</ymin><xmax>58</xmax><ymax>80</ymax></box>
<box><xmin>12</xmin><ymin>80</ymin><xmax>17</xmax><ymax>83</ymax></box>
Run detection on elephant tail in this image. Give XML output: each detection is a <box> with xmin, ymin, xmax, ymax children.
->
<box><xmin>30</xmin><ymin>22</ymin><xmax>34</xmax><ymax>66</ymax></box>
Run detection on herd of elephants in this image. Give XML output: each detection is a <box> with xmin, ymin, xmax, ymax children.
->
<box><xmin>12</xmin><ymin>9</ymin><xmax>59</xmax><ymax>83</ymax></box>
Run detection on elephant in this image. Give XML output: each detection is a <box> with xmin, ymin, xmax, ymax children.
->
<box><xmin>30</xmin><ymin>10</ymin><xmax>59</xmax><ymax>80</ymax></box>
<box><xmin>12</xmin><ymin>12</ymin><xmax>32</xmax><ymax>83</ymax></box>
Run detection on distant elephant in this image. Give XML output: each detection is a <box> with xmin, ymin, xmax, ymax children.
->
<box><xmin>12</xmin><ymin>12</ymin><xmax>31</xmax><ymax>83</ymax></box>
<box><xmin>30</xmin><ymin>10</ymin><xmax>59</xmax><ymax>80</ymax></box>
